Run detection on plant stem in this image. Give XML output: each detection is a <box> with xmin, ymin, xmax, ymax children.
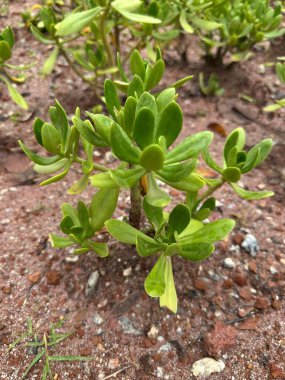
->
<box><xmin>129</xmin><ymin>180</ymin><xmax>142</xmax><ymax>229</ymax></box>
<box><xmin>74</xmin><ymin>157</ymin><xmax>108</xmax><ymax>172</ymax></box>
<box><xmin>198</xmin><ymin>180</ymin><xmax>225</xmax><ymax>202</ymax></box>
<box><xmin>99</xmin><ymin>2</ymin><xmax>114</xmax><ymax>67</ymax></box>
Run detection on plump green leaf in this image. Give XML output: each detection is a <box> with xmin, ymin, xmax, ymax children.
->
<box><xmin>127</xmin><ymin>75</ymin><xmax>144</xmax><ymax>98</ymax></box>
<box><xmin>1</xmin><ymin>27</ymin><xmax>14</xmax><ymax>48</ymax></box>
<box><xmin>170</xmin><ymin>75</ymin><xmax>193</xmax><ymax>90</ymax></box>
<box><xmin>145</xmin><ymin>59</ymin><xmax>165</xmax><ymax>90</ymax></box>
<box><xmin>73</xmin><ymin>116</ymin><xmax>106</xmax><ymax>147</ymax></box>
<box><xmin>104</xmin><ymin>79</ymin><xmax>121</xmax><ymax>119</ymax></box>
<box><xmin>143</xmin><ymin>197</ymin><xmax>164</xmax><ymax>231</ymax></box>
<box><xmin>163</xmin><ymin>173</ymin><xmax>205</xmax><ymax>192</ymax></box>
<box><xmin>202</xmin><ymin>148</ymin><xmax>223</xmax><ymax>174</ymax></box>
<box><xmin>110</xmin><ymin>123</ymin><xmax>141</xmax><ymax>163</ymax></box>
<box><xmin>90</xmin><ymin>172</ymin><xmax>119</xmax><ymax>189</ymax></box>
<box><xmin>90</xmin><ymin>188</ymin><xmax>119</xmax><ymax>231</ymax></box>
<box><xmin>136</xmin><ymin>92</ymin><xmax>157</xmax><ymax>118</ymax></box>
<box><xmin>49</xmin><ymin>234</ymin><xmax>74</xmax><ymax>248</ymax></box>
<box><xmin>19</xmin><ymin>141</ymin><xmax>60</xmax><ymax>165</ymax></box>
<box><xmin>0</xmin><ymin>40</ymin><xmax>11</xmax><ymax>61</ymax></box>
<box><xmin>139</xmin><ymin>144</ymin><xmax>165</xmax><ymax>171</ymax></box>
<box><xmin>34</xmin><ymin>158</ymin><xmax>68</xmax><ymax>174</ymax></box>
<box><xmin>42</xmin><ymin>46</ymin><xmax>59</xmax><ymax>76</ymax></box>
<box><xmin>112</xmin><ymin>4</ymin><xmax>161</xmax><ymax>24</ymax></box>
<box><xmin>49</xmin><ymin>100</ymin><xmax>69</xmax><ymax>142</ymax></box>
<box><xmin>0</xmin><ymin>75</ymin><xmax>28</xmax><ymax>109</ymax></box>
<box><xmin>230</xmin><ymin>183</ymin><xmax>274</xmax><ymax>200</ymax></box>
<box><xmin>158</xmin><ymin>159</ymin><xmax>196</xmax><ymax>182</ymax></box>
<box><xmin>67</xmin><ymin>174</ymin><xmax>89</xmax><ymax>194</ymax></box>
<box><xmin>156</xmin><ymin>101</ymin><xmax>182</xmax><ymax>147</ymax></box>
<box><xmin>105</xmin><ymin>219</ymin><xmax>147</xmax><ymax>244</ymax></box>
<box><xmin>136</xmin><ymin>235</ymin><xmax>165</xmax><ymax>257</ymax></box>
<box><xmin>41</xmin><ymin>122</ymin><xmax>62</xmax><ymax>154</ymax></box>
<box><xmin>40</xmin><ymin>163</ymin><xmax>70</xmax><ymax>186</ymax></box>
<box><xmin>165</xmin><ymin>131</ymin><xmax>213</xmax><ymax>164</ymax></box>
<box><xmin>242</xmin><ymin>139</ymin><xmax>272</xmax><ymax>173</ymax></box>
<box><xmin>133</xmin><ymin>108</ymin><xmax>155</xmax><ymax>149</ymax></box>
<box><xmin>33</xmin><ymin>117</ymin><xmax>44</xmax><ymax>146</ymax></box>
<box><xmin>192</xmin><ymin>17</ymin><xmax>222</xmax><ymax>31</ymax></box>
<box><xmin>178</xmin><ymin>218</ymin><xmax>203</xmax><ymax>239</ymax></box>
<box><xmin>222</xmin><ymin>167</ymin><xmax>241</xmax><ymax>183</ymax></box>
<box><xmin>168</xmin><ymin>204</ymin><xmax>191</xmax><ymax>237</ymax></box>
<box><xmin>87</xmin><ymin>113</ymin><xmax>114</xmax><ymax>145</ymax></box>
<box><xmin>77</xmin><ymin>201</ymin><xmax>94</xmax><ymax>240</ymax></box>
<box><xmin>130</xmin><ymin>49</ymin><xmax>145</xmax><ymax>80</ymax></box>
<box><xmin>180</xmin><ymin>242</ymin><xmax>215</xmax><ymax>261</ymax></box>
<box><xmin>179</xmin><ymin>219</ymin><xmax>235</xmax><ymax>244</ymax></box>
<box><xmin>110</xmin><ymin>166</ymin><xmax>146</xmax><ymax>188</ymax></box>
<box><xmin>30</xmin><ymin>25</ymin><xmax>54</xmax><ymax>44</ymax></box>
<box><xmin>144</xmin><ymin>255</ymin><xmax>166</xmax><ymax>297</ymax></box>
<box><xmin>156</xmin><ymin>88</ymin><xmax>176</xmax><ymax>113</ymax></box>
<box><xmin>179</xmin><ymin>10</ymin><xmax>194</xmax><ymax>33</ymax></box>
<box><xmin>159</xmin><ymin>257</ymin><xmax>177</xmax><ymax>313</ymax></box>
<box><xmin>164</xmin><ymin>243</ymin><xmax>181</xmax><ymax>257</ymax></box>
<box><xmin>144</xmin><ymin>173</ymin><xmax>170</xmax><ymax>207</ymax></box>
<box><xmin>224</xmin><ymin>128</ymin><xmax>246</xmax><ymax>164</ymax></box>
<box><xmin>123</xmin><ymin>96</ymin><xmax>137</xmax><ymax>137</ymax></box>
<box><xmin>55</xmin><ymin>7</ymin><xmax>103</xmax><ymax>36</ymax></box>
<box><xmin>85</xmin><ymin>241</ymin><xmax>108</xmax><ymax>257</ymax></box>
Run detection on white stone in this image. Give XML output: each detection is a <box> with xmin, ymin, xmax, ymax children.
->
<box><xmin>192</xmin><ymin>358</ymin><xmax>225</xmax><ymax>378</ymax></box>
<box><xmin>93</xmin><ymin>313</ymin><xmax>104</xmax><ymax>325</ymax></box>
<box><xmin>223</xmin><ymin>258</ymin><xmax>236</xmax><ymax>269</ymax></box>
<box><xmin>270</xmin><ymin>266</ymin><xmax>278</xmax><ymax>275</ymax></box>
<box><xmin>156</xmin><ymin>367</ymin><xmax>164</xmax><ymax>378</ymax></box>
<box><xmin>123</xmin><ymin>266</ymin><xmax>132</xmax><ymax>277</ymax></box>
<box><xmin>147</xmin><ymin>325</ymin><xmax>159</xmax><ymax>339</ymax></box>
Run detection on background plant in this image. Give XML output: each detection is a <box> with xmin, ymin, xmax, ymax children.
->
<box><xmin>0</xmin><ymin>26</ymin><xmax>31</xmax><ymax>109</ymax></box>
<box><xmin>9</xmin><ymin>318</ymin><xmax>95</xmax><ymax>380</ymax></box>
<box><xmin>20</xmin><ymin>50</ymin><xmax>273</xmax><ymax>313</ymax></box>
<box><xmin>264</xmin><ymin>61</ymin><xmax>285</xmax><ymax>111</ymax></box>
<box><xmin>175</xmin><ymin>0</ymin><xmax>284</xmax><ymax>64</ymax></box>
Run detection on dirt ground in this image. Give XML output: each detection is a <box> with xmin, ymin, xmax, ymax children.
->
<box><xmin>0</xmin><ymin>1</ymin><xmax>285</xmax><ymax>380</ymax></box>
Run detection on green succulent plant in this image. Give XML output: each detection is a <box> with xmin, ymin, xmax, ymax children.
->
<box><xmin>20</xmin><ymin>49</ymin><xmax>273</xmax><ymax>312</ymax></box>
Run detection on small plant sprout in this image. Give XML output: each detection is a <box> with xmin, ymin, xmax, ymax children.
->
<box><xmin>9</xmin><ymin>318</ymin><xmax>95</xmax><ymax>380</ymax></box>
<box><xmin>263</xmin><ymin>61</ymin><xmax>285</xmax><ymax>112</ymax></box>
<box><xmin>20</xmin><ymin>49</ymin><xmax>273</xmax><ymax>313</ymax></box>
<box><xmin>199</xmin><ymin>72</ymin><xmax>224</xmax><ymax>96</ymax></box>
<box><xmin>0</xmin><ymin>26</ymin><xmax>32</xmax><ymax>109</ymax></box>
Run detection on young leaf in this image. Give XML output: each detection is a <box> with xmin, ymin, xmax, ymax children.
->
<box><xmin>34</xmin><ymin>158</ymin><xmax>69</xmax><ymax>174</ymax></box>
<box><xmin>156</xmin><ymin>101</ymin><xmax>182</xmax><ymax>147</ymax></box>
<box><xmin>55</xmin><ymin>7</ymin><xmax>103</xmax><ymax>36</ymax></box>
<box><xmin>139</xmin><ymin>144</ymin><xmax>165</xmax><ymax>171</ymax></box>
<box><xmin>41</xmin><ymin>123</ymin><xmax>62</xmax><ymax>154</ymax></box>
<box><xmin>168</xmin><ymin>204</ymin><xmax>191</xmax><ymax>237</ymax></box>
<box><xmin>112</xmin><ymin>4</ymin><xmax>161</xmax><ymax>24</ymax></box>
<box><xmin>156</xmin><ymin>88</ymin><xmax>176</xmax><ymax>113</ymax></box>
<box><xmin>0</xmin><ymin>40</ymin><xmax>11</xmax><ymax>61</ymax></box>
<box><xmin>110</xmin><ymin>166</ymin><xmax>146</xmax><ymax>188</ymax></box>
<box><xmin>136</xmin><ymin>235</ymin><xmax>165</xmax><ymax>257</ymax></box>
<box><xmin>105</xmin><ymin>219</ymin><xmax>147</xmax><ymax>244</ymax></box>
<box><xmin>224</xmin><ymin>128</ymin><xmax>246</xmax><ymax>164</ymax></box>
<box><xmin>165</xmin><ymin>131</ymin><xmax>213</xmax><ymax>164</ymax></box>
<box><xmin>192</xmin><ymin>17</ymin><xmax>222</xmax><ymax>31</ymax></box>
<box><xmin>145</xmin><ymin>59</ymin><xmax>165</xmax><ymax>90</ymax></box>
<box><xmin>179</xmin><ymin>242</ymin><xmax>215</xmax><ymax>261</ymax></box>
<box><xmin>49</xmin><ymin>234</ymin><xmax>74</xmax><ymax>248</ymax></box>
<box><xmin>87</xmin><ymin>113</ymin><xmax>114</xmax><ymax>144</ymax></box>
<box><xmin>179</xmin><ymin>219</ymin><xmax>235</xmax><ymax>244</ymax></box>
<box><xmin>222</xmin><ymin>167</ymin><xmax>241</xmax><ymax>183</ymax></box>
<box><xmin>159</xmin><ymin>257</ymin><xmax>177</xmax><ymax>313</ymax></box>
<box><xmin>130</xmin><ymin>49</ymin><xmax>145</xmax><ymax>80</ymax></box>
<box><xmin>104</xmin><ymin>79</ymin><xmax>121</xmax><ymax>119</ymax></box>
<box><xmin>42</xmin><ymin>46</ymin><xmax>59</xmax><ymax>76</ymax></box>
<box><xmin>110</xmin><ymin>123</ymin><xmax>141</xmax><ymax>163</ymax></box>
<box><xmin>133</xmin><ymin>108</ymin><xmax>155</xmax><ymax>149</ymax></box>
<box><xmin>144</xmin><ymin>173</ymin><xmax>170</xmax><ymax>207</ymax></box>
<box><xmin>127</xmin><ymin>75</ymin><xmax>144</xmax><ymax>98</ymax></box>
<box><xmin>143</xmin><ymin>198</ymin><xmax>164</xmax><ymax>231</ymax></box>
<box><xmin>179</xmin><ymin>10</ymin><xmax>194</xmax><ymax>33</ymax></box>
<box><xmin>158</xmin><ymin>159</ymin><xmax>196</xmax><ymax>182</ymax></box>
<box><xmin>230</xmin><ymin>183</ymin><xmax>274</xmax><ymax>200</ymax></box>
<box><xmin>162</xmin><ymin>173</ymin><xmax>205</xmax><ymax>192</ymax></box>
<box><xmin>67</xmin><ymin>174</ymin><xmax>89</xmax><ymax>194</ymax></box>
<box><xmin>89</xmin><ymin>188</ymin><xmax>119</xmax><ymax>231</ymax></box>
<box><xmin>90</xmin><ymin>172</ymin><xmax>119</xmax><ymax>189</ymax></box>
<box><xmin>123</xmin><ymin>96</ymin><xmax>137</xmax><ymax>137</ymax></box>
<box><xmin>144</xmin><ymin>255</ymin><xmax>166</xmax><ymax>297</ymax></box>
<box><xmin>50</xmin><ymin>100</ymin><xmax>69</xmax><ymax>142</ymax></box>
<box><xmin>0</xmin><ymin>75</ymin><xmax>28</xmax><ymax>109</ymax></box>
<box><xmin>85</xmin><ymin>241</ymin><xmax>109</xmax><ymax>257</ymax></box>
<box><xmin>19</xmin><ymin>141</ymin><xmax>60</xmax><ymax>165</ymax></box>
<box><xmin>242</xmin><ymin>139</ymin><xmax>272</xmax><ymax>172</ymax></box>
<box><xmin>202</xmin><ymin>148</ymin><xmax>223</xmax><ymax>174</ymax></box>
<box><xmin>1</xmin><ymin>26</ymin><xmax>14</xmax><ymax>48</ymax></box>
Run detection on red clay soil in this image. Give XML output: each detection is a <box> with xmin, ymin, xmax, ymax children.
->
<box><xmin>0</xmin><ymin>2</ymin><xmax>285</xmax><ymax>379</ymax></box>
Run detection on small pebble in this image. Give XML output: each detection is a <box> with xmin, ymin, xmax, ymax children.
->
<box><xmin>147</xmin><ymin>325</ymin><xmax>159</xmax><ymax>339</ymax></box>
<box><xmin>241</xmin><ymin>234</ymin><xmax>259</xmax><ymax>257</ymax></box>
<box><xmin>192</xmin><ymin>358</ymin><xmax>225</xmax><ymax>378</ymax></box>
<box><xmin>105</xmin><ymin>151</ymin><xmax>116</xmax><ymax>163</ymax></box>
<box><xmin>85</xmin><ymin>271</ymin><xmax>99</xmax><ymax>296</ymax></box>
<box><xmin>123</xmin><ymin>267</ymin><xmax>132</xmax><ymax>277</ymax></box>
<box><xmin>93</xmin><ymin>313</ymin><xmax>104</xmax><ymax>325</ymax></box>
<box><xmin>269</xmin><ymin>266</ymin><xmax>278</xmax><ymax>275</ymax></box>
<box><xmin>223</xmin><ymin>258</ymin><xmax>236</xmax><ymax>269</ymax></box>
<box><xmin>157</xmin><ymin>367</ymin><xmax>164</xmax><ymax>378</ymax></box>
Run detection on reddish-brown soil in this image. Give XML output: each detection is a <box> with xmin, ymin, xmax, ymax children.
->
<box><xmin>0</xmin><ymin>2</ymin><xmax>285</xmax><ymax>380</ymax></box>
